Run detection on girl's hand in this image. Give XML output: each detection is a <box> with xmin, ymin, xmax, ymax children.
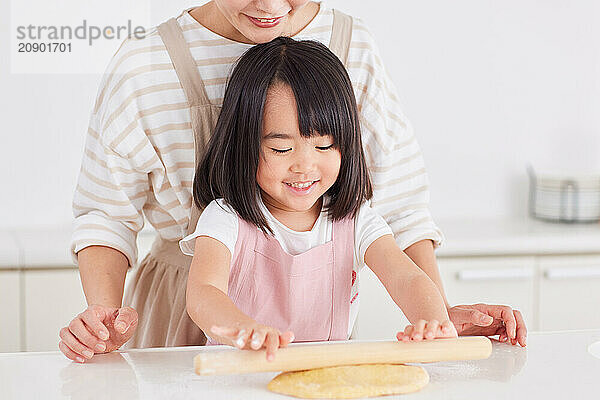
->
<box><xmin>59</xmin><ymin>304</ymin><xmax>138</xmax><ymax>363</ymax></box>
<box><xmin>396</xmin><ymin>319</ymin><xmax>458</xmax><ymax>342</ymax></box>
<box><xmin>210</xmin><ymin>324</ymin><xmax>295</xmax><ymax>362</ymax></box>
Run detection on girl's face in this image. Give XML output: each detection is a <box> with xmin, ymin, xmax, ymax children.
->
<box><xmin>213</xmin><ymin>0</ymin><xmax>313</xmax><ymax>43</ymax></box>
<box><xmin>257</xmin><ymin>83</ymin><xmax>341</xmax><ymax>217</ymax></box>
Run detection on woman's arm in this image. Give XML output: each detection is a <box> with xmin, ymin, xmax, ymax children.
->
<box><xmin>364</xmin><ymin>235</ymin><xmax>449</xmax><ymax>324</ymax></box>
<box><xmin>78</xmin><ymin>245</ymin><xmax>129</xmax><ymax>307</ymax></box>
<box><xmin>186</xmin><ymin>236</ymin><xmax>257</xmax><ymax>347</ymax></box>
<box><xmin>404</xmin><ymin>239</ymin><xmax>450</xmax><ymax>308</ymax></box>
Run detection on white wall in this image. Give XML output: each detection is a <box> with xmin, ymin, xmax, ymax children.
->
<box><xmin>1</xmin><ymin>0</ymin><xmax>599</xmax><ymax>229</ymax></box>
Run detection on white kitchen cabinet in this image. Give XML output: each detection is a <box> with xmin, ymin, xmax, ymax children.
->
<box><xmin>0</xmin><ymin>271</ymin><xmax>21</xmax><ymax>352</ymax></box>
<box><xmin>538</xmin><ymin>255</ymin><xmax>600</xmax><ymax>331</ymax></box>
<box><xmin>354</xmin><ymin>256</ymin><xmax>537</xmax><ymax>340</ymax></box>
<box><xmin>23</xmin><ymin>269</ymin><xmax>87</xmax><ymax>352</ymax></box>
<box><xmin>438</xmin><ymin>256</ymin><xmax>537</xmax><ymax>330</ymax></box>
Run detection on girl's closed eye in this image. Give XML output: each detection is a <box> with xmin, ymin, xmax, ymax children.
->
<box><xmin>316</xmin><ymin>144</ymin><xmax>334</xmax><ymax>151</ymax></box>
<box><xmin>270</xmin><ymin>148</ymin><xmax>291</xmax><ymax>154</ymax></box>
<box><xmin>270</xmin><ymin>144</ymin><xmax>334</xmax><ymax>153</ymax></box>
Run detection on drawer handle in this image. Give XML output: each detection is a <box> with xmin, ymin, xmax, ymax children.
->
<box><xmin>456</xmin><ymin>268</ymin><xmax>533</xmax><ymax>281</ymax></box>
<box><xmin>544</xmin><ymin>267</ymin><xmax>600</xmax><ymax>280</ymax></box>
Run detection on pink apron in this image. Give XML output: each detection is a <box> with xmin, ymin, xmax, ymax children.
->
<box><xmin>206</xmin><ymin>216</ymin><xmax>355</xmax><ymax>345</ymax></box>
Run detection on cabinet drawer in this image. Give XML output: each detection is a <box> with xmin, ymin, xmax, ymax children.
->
<box><xmin>539</xmin><ymin>255</ymin><xmax>600</xmax><ymax>331</ymax></box>
<box><xmin>438</xmin><ymin>257</ymin><xmax>536</xmax><ymax>330</ymax></box>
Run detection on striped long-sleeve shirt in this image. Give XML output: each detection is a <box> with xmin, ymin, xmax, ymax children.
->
<box><xmin>71</xmin><ymin>3</ymin><xmax>444</xmax><ymax>267</ymax></box>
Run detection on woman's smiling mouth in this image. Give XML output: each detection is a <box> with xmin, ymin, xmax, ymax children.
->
<box><xmin>246</xmin><ymin>15</ymin><xmax>285</xmax><ymax>28</ymax></box>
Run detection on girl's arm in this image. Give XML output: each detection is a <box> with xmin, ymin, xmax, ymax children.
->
<box><xmin>364</xmin><ymin>234</ymin><xmax>450</xmax><ymax>324</ymax></box>
<box><xmin>186</xmin><ymin>236</ymin><xmax>255</xmax><ymax>347</ymax></box>
<box><xmin>186</xmin><ymin>236</ymin><xmax>294</xmax><ymax>355</ymax></box>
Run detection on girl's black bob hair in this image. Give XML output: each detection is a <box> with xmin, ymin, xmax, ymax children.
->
<box><xmin>194</xmin><ymin>36</ymin><xmax>372</xmax><ymax>234</ymax></box>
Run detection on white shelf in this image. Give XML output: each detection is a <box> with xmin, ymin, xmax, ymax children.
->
<box><xmin>435</xmin><ymin>217</ymin><xmax>600</xmax><ymax>257</ymax></box>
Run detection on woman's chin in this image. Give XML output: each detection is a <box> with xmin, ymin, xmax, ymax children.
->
<box><xmin>240</xmin><ymin>21</ymin><xmax>289</xmax><ymax>43</ymax></box>
<box><xmin>245</xmin><ymin>31</ymin><xmax>285</xmax><ymax>44</ymax></box>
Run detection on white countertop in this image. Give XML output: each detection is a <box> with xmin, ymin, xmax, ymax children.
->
<box><xmin>2</xmin><ymin>330</ymin><xmax>599</xmax><ymax>399</ymax></box>
<box><xmin>0</xmin><ymin>230</ymin><xmax>20</xmax><ymax>266</ymax></box>
<box><xmin>1</xmin><ymin>217</ymin><xmax>600</xmax><ymax>269</ymax></box>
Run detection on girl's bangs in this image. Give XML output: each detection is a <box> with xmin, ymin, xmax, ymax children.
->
<box><xmin>274</xmin><ymin>56</ymin><xmax>351</xmax><ymax>147</ymax></box>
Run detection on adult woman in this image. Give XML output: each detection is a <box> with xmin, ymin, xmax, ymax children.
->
<box><xmin>60</xmin><ymin>0</ymin><xmax>526</xmax><ymax>363</ymax></box>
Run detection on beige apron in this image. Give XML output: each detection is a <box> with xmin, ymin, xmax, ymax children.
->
<box><xmin>123</xmin><ymin>8</ymin><xmax>353</xmax><ymax>349</ymax></box>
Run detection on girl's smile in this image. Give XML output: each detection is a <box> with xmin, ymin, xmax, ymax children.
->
<box><xmin>284</xmin><ymin>180</ymin><xmax>318</xmax><ymax>189</ymax></box>
<box><xmin>284</xmin><ymin>179</ymin><xmax>319</xmax><ymax>195</ymax></box>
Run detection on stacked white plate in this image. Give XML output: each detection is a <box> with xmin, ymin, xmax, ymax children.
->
<box><xmin>528</xmin><ymin>167</ymin><xmax>600</xmax><ymax>223</ymax></box>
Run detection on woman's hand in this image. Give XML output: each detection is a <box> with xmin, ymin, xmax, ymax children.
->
<box><xmin>210</xmin><ymin>324</ymin><xmax>295</xmax><ymax>362</ymax></box>
<box><xmin>447</xmin><ymin>303</ymin><xmax>527</xmax><ymax>347</ymax></box>
<box><xmin>396</xmin><ymin>319</ymin><xmax>458</xmax><ymax>342</ymax></box>
<box><xmin>59</xmin><ymin>304</ymin><xmax>138</xmax><ymax>363</ymax></box>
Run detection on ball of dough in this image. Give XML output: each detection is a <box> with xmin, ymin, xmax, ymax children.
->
<box><xmin>267</xmin><ymin>364</ymin><xmax>429</xmax><ymax>399</ymax></box>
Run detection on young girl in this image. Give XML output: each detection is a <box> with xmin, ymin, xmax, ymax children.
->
<box><xmin>180</xmin><ymin>37</ymin><xmax>458</xmax><ymax>361</ymax></box>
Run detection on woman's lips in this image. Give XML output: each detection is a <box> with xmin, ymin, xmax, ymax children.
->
<box><xmin>246</xmin><ymin>15</ymin><xmax>285</xmax><ymax>28</ymax></box>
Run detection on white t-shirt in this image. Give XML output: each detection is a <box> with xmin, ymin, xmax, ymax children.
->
<box><xmin>180</xmin><ymin>197</ymin><xmax>393</xmax><ymax>337</ymax></box>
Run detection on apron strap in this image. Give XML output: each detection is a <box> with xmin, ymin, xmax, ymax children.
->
<box><xmin>157</xmin><ymin>18</ymin><xmax>212</xmax><ymax>107</ymax></box>
<box><xmin>157</xmin><ymin>17</ymin><xmax>213</xmax><ymax>237</ymax></box>
<box><xmin>330</xmin><ymin>217</ymin><xmax>354</xmax><ymax>340</ymax></box>
<box><xmin>329</xmin><ymin>9</ymin><xmax>353</xmax><ymax>66</ymax></box>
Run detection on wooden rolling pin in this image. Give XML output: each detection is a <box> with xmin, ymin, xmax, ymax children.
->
<box><xmin>194</xmin><ymin>336</ymin><xmax>492</xmax><ymax>375</ymax></box>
